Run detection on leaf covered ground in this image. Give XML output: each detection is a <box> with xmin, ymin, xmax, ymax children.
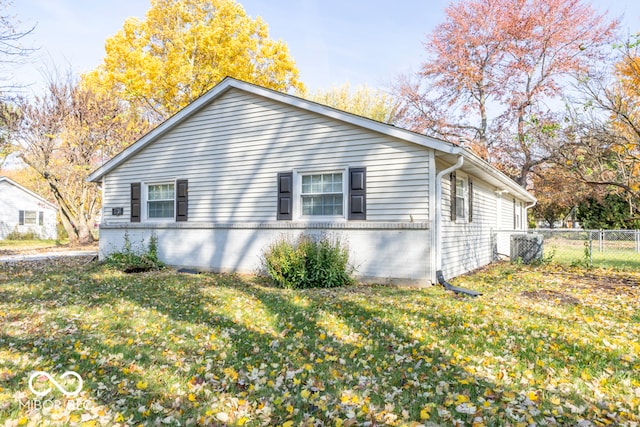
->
<box><xmin>0</xmin><ymin>258</ymin><xmax>638</xmax><ymax>426</ymax></box>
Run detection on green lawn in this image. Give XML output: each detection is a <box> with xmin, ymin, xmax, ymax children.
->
<box><xmin>0</xmin><ymin>259</ymin><xmax>638</xmax><ymax>426</ymax></box>
<box><xmin>545</xmin><ymin>237</ymin><xmax>640</xmax><ymax>270</ymax></box>
<box><xmin>0</xmin><ymin>239</ymin><xmax>64</xmax><ymax>252</ymax></box>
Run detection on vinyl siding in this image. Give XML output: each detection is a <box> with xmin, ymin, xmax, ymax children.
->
<box><xmin>439</xmin><ymin>170</ymin><xmax>529</xmax><ymax>279</ymax></box>
<box><xmin>102</xmin><ymin>89</ymin><xmax>431</xmax><ymax>224</ymax></box>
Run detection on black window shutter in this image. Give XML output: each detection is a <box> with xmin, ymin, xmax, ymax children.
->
<box><xmin>18</xmin><ymin>210</ymin><xmax>24</xmax><ymax>225</ymax></box>
<box><xmin>468</xmin><ymin>179</ymin><xmax>473</xmax><ymax>223</ymax></box>
<box><xmin>131</xmin><ymin>183</ymin><xmax>141</xmax><ymax>222</ymax></box>
<box><xmin>450</xmin><ymin>172</ymin><xmax>457</xmax><ymax>222</ymax></box>
<box><xmin>176</xmin><ymin>179</ymin><xmax>188</xmax><ymax>222</ymax></box>
<box><xmin>348</xmin><ymin>167</ymin><xmax>366</xmax><ymax>220</ymax></box>
<box><xmin>277</xmin><ymin>172</ymin><xmax>293</xmax><ymax>220</ymax></box>
<box><xmin>38</xmin><ymin>211</ymin><xmax>44</xmax><ymax>226</ymax></box>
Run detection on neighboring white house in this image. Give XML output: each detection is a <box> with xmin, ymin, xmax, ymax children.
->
<box><xmin>0</xmin><ymin>177</ymin><xmax>58</xmax><ymax>240</ymax></box>
<box><xmin>88</xmin><ymin>77</ymin><xmax>535</xmax><ymax>285</ymax></box>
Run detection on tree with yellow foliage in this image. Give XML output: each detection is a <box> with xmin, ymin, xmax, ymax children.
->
<box><xmin>85</xmin><ymin>0</ymin><xmax>303</xmax><ymax>123</ymax></box>
<box><xmin>305</xmin><ymin>83</ymin><xmax>399</xmax><ymax>124</ymax></box>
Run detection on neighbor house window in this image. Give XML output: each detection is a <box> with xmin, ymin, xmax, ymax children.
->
<box><xmin>19</xmin><ymin>210</ymin><xmax>43</xmax><ymax>226</ymax></box>
<box><xmin>24</xmin><ymin>210</ymin><xmax>37</xmax><ymax>225</ymax></box>
<box><xmin>300</xmin><ymin>172</ymin><xmax>343</xmax><ymax>216</ymax></box>
<box><xmin>147</xmin><ymin>183</ymin><xmax>175</xmax><ymax>219</ymax></box>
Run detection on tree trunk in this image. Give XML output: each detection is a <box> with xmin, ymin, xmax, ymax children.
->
<box><xmin>47</xmin><ymin>179</ymin><xmax>96</xmax><ymax>245</ymax></box>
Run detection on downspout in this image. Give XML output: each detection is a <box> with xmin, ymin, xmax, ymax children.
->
<box><xmin>435</xmin><ymin>156</ymin><xmax>464</xmax><ymax>273</ymax></box>
<box><xmin>525</xmin><ymin>200</ymin><xmax>537</xmax><ymax>230</ymax></box>
<box><xmin>434</xmin><ymin>156</ymin><xmax>482</xmax><ymax>297</ymax></box>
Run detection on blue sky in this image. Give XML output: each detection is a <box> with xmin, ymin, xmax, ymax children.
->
<box><xmin>7</xmin><ymin>0</ymin><xmax>640</xmax><ymax>96</ymax></box>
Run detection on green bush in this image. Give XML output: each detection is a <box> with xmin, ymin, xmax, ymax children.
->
<box><xmin>104</xmin><ymin>233</ymin><xmax>163</xmax><ymax>273</ymax></box>
<box><xmin>5</xmin><ymin>228</ymin><xmax>40</xmax><ymax>240</ymax></box>
<box><xmin>262</xmin><ymin>234</ymin><xmax>354</xmax><ymax>289</ymax></box>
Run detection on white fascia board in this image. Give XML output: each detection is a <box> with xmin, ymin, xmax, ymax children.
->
<box><xmin>0</xmin><ymin>176</ymin><xmax>58</xmax><ymax>209</ymax></box>
<box><xmin>87</xmin><ymin>78</ymin><xmax>238</xmax><ymax>182</ymax></box>
<box><xmin>459</xmin><ymin>147</ymin><xmax>536</xmax><ymax>203</ymax></box>
<box><xmin>87</xmin><ymin>77</ymin><xmax>458</xmax><ymax>182</ymax></box>
<box><xmin>87</xmin><ymin>77</ymin><xmax>534</xmax><ymax>206</ymax></box>
<box><xmin>235</xmin><ymin>80</ymin><xmax>460</xmax><ymax>154</ymax></box>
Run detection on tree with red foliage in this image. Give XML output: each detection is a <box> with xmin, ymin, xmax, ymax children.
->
<box><xmin>395</xmin><ymin>0</ymin><xmax>619</xmax><ymax>186</ymax></box>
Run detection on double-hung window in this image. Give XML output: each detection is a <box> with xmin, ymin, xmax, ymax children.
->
<box><xmin>18</xmin><ymin>210</ymin><xmax>44</xmax><ymax>226</ymax></box>
<box><xmin>456</xmin><ymin>177</ymin><xmax>467</xmax><ymax>220</ymax></box>
<box><xmin>147</xmin><ymin>183</ymin><xmax>175</xmax><ymax>219</ymax></box>
<box><xmin>300</xmin><ymin>172</ymin><xmax>344</xmax><ymax>217</ymax></box>
<box><xmin>24</xmin><ymin>210</ymin><xmax>38</xmax><ymax>225</ymax></box>
<box><xmin>450</xmin><ymin>171</ymin><xmax>473</xmax><ymax>223</ymax></box>
<box><xmin>277</xmin><ymin>167</ymin><xmax>365</xmax><ymax>221</ymax></box>
<box><xmin>130</xmin><ymin>179</ymin><xmax>187</xmax><ymax>222</ymax></box>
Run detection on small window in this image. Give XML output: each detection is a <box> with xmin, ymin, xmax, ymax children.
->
<box><xmin>513</xmin><ymin>199</ymin><xmax>522</xmax><ymax>229</ymax></box>
<box><xmin>300</xmin><ymin>172</ymin><xmax>343</xmax><ymax>216</ymax></box>
<box><xmin>23</xmin><ymin>210</ymin><xmax>38</xmax><ymax>225</ymax></box>
<box><xmin>147</xmin><ymin>183</ymin><xmax>175</xmax><ymax>219</ymax></box>
<box><xmin>456</xmin><ymin>178</ymin><xmax>467</xmax><ymax>220</ymax></box>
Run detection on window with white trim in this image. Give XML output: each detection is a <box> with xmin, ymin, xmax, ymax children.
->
<box><xmin>456</xmin><ymin>177</ymin><xmax>467</xmax><ymax>220</ymax></box>
<box><xmin>147</xmin><ymin>183</ymin><xmax>175</xmax><ymax>219</ymax></box>
<box><xmin>300</xmin><ymin>172</ymin><xmax>344</xmax><ymax>217</ymax></box>
<box><xmin>24</xmin><ymin>210</ymin><xmax>38</xmax><ymax>225</ymax></box>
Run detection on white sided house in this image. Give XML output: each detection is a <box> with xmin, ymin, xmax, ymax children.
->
<box><xmin>0</xmin><ymin>177</ymin><xmax>58</xmax><ymax>240</ymax></box>
<box><xmin>88</xmin><ymin>78</ymin><xmax>535</xmax><ymax>285</ymax></box>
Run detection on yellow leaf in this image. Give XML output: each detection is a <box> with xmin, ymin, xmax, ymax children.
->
<box><xmin>420</xmin><ymin>407</ymin><xmax>431</xmax><ymax>420</ymax></box>
<box><xmin>282</xmin><ymin>421</ymin><xmax>294</xmax><ymax>427</ymax></box>
<box><xmin>301</xmin><ymin>389</ymin><xmax>311</xmax><ymax>399</ymax></box>
<box><xmin>456</xmin><ymin>394</ymin><xmax>470</xmax><ymax>404</ymax></box>
<box><xmin>188</xmin><ymin>393</ymin><xmax>196</xmax><ymax>402</ymax></box>
<box><xmin>136</xmin><ymin>380</ymin><xmax>148</xmax><ymax>390</ymax></box>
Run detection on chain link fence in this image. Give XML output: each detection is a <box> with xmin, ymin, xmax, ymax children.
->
<box><xmin>492</xmin><ymin>229</ymin><xmax>640</xmax><ymax>269</ymax></box>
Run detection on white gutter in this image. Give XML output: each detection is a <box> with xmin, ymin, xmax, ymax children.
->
<box><xmin>434</xmin><ymin>156</ymin><xmax>464</xmax><ymax>273</ymax></box>
<box><xmin>525</xmin><ymin>200</ymin><xmax>537</xmax><ymax>229</ymax></box>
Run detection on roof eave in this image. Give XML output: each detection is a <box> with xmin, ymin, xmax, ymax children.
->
<box><xmin>460</xmin><ymin>148</ymin><xmax>536</xmax><ymax>203</ymax></box>
<box><xmin>0</xmin><ymin>176</ymin><xmax>58</xmax><ymax>209</ymax></box>
<box><xmin>88</xmin><ymin>78</ymin><xmax>238</xmax><ymax>182</ymax></box>
<box><xmin>87</xmin><ymin>77</ymin><xmax>458</xmax><ymax>182</ymax></box>
<box><xmin>87</xmin><ymin>77</ymin><xmax>535</xmax><ymax>204</ymax></box>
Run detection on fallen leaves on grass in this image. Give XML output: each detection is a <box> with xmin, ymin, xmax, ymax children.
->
<box><xmin>0</xmin><ymin>260</ymin><xmax>638</xmax><ymax>426</ymax></box>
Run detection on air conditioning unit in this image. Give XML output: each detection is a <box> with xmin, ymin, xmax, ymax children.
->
<box><xmin>510</xmin><ymin>233</ymin><xmax>543</xmax><ymax>264</ymax></box>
